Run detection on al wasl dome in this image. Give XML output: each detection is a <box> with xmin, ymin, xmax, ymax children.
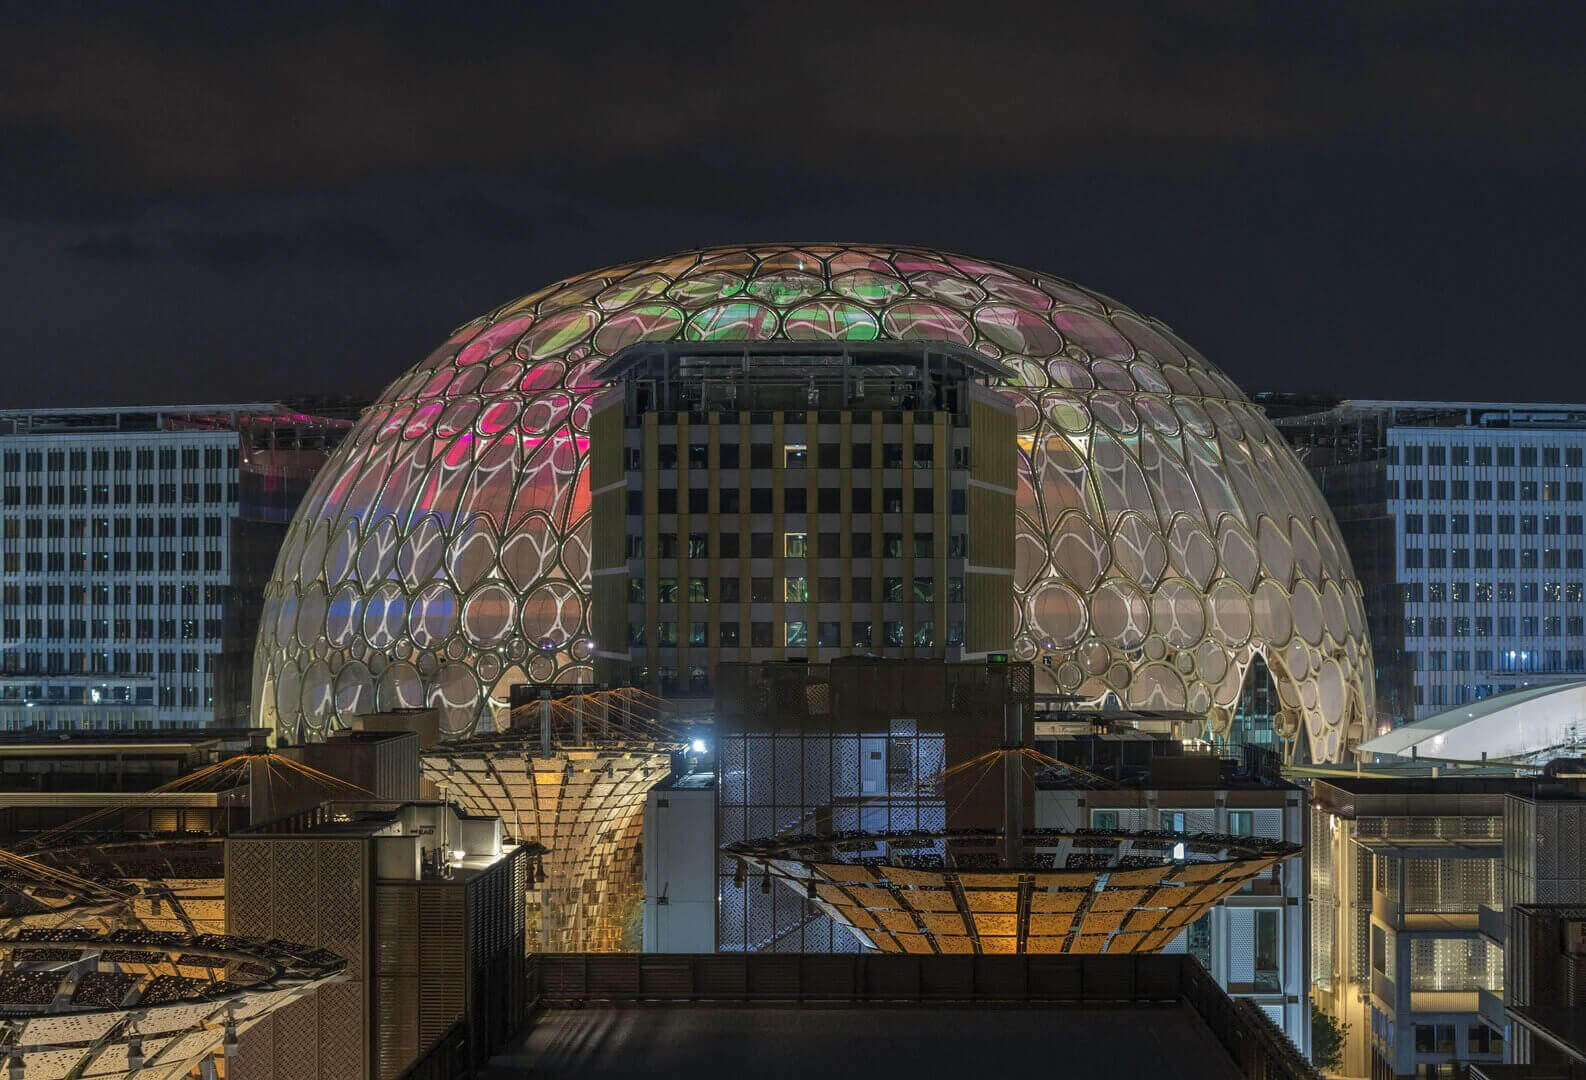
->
<box><xmin>254</xmin><ymin>245</ymin><xmax>1374</xmax><ymax>763</ymax></box>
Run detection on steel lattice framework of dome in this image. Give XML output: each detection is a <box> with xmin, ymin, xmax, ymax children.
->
<box><xmin>254</xmin><ymin>244</ymin><xmax>1374</xmax><ymax>763</ymax></box>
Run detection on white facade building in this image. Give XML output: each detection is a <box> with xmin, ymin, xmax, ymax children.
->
<box><xmin>1382</xmin><ymin>402</ymin><xmax>1586</xmax><ymax>720</ymax></box>
<box><xmin>1035</xmin><ymin>769</ymin><xmax>1309</xmax><ymax>1055</ymax></box>
<box><xmin>0</xmin><ymin>404</ymin><xmax>347</xmax><ymax>731</ymax></box>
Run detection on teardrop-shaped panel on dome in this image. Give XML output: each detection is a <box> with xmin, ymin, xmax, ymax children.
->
<box><xmin>881</xmin><ymin>301</ymin><xmax>974</xmax><ymax>345</ymax></box>
<box><xmin>783</xmin><ymin>301</ymin><xmax>880</xmax><ymax>341</ymax></box>
<box><xmin>684</xmin><ymin>301</ymin><xmax>778</xmax><ymax>341</ymax></box>
<box><xmin>832</xmin><ymin>270</ymin><xmax>908</xmax><ymax>306</ymax></box>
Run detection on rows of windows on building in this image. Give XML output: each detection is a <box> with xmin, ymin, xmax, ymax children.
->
<box><xmin>624</xmin><ymin>436</ymin><xmax>975</xmax><ymax>695</ymax></box>
<box><xmin>0</xmin><ymin>440</ymin><xmax>237</xmax><ymax>726</ymax></box>
<box><xmin>1390</xmin><ymin>436</ymin><xmax>1586</xmax><ymax>713</ymax></box>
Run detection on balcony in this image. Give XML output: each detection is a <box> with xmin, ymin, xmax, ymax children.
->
<box><xmin>1478</xmin><ymin>904</ymin><xmax>1505</xmax><ymax>945</ymax></box>
<box><xmin>1478</xmin><ymin>988</ymin><xmax>1507</xmax><ymax>1030</ymax></box>
<box><xmin>1408</xmin><ymin>990</ymin><xmax>1482</xmax><ymax>1015</ymax></box>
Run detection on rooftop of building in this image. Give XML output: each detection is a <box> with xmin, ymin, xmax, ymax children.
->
<box><xmin>496</xmin><ymin>952</ymin><xmax>1312</xmax><ymax>1080</ymax></box>
<box><xmin>0</xmin><ymin>402</ymin><xmax>355</xmax><ymax>436</ymax></box>
<box><xmin>236</xmin><ymin>799</ymin><xmax>531</xmax><ymax>883</ymax></box>
<box><xmin>503</xmin><ymin>1004</ymin><xmax>1244</xmax><ymax>1079</ymax></box>
<box><xmin>1357</xmin><ymin>680</ymin><xmax>1586</xmax><ymax>765</ymax></box>
<box><xmin>1312</xmin><ymin>772</ymin><xmax>1586</xmax><ymax>818</ymax></box>
<box><xmin>0</xmin><ymin>727</ymin><xmax>270</xmax><ymax>753</ymax></box>
<box><xmin>1266</xmin><ymin>397</ymin><xmax>1586</xmax><ymax>430</ymax></box>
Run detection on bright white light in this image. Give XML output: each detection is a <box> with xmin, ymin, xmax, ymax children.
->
<box><xmin>1172</xmin><ymin>842</ymin><xmax>1186</xmax><ymax>860</ymax></box>
<box><xmin>691</xmin><ymin>738</ymin><xmax>707</xmax><ymax>754</ymax></box>
<box><xmin>90</xmin><ymin>689</ymin><xmax>101</xmax><ymax>704</ymax></box>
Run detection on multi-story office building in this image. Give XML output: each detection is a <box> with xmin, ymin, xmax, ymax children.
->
<box><xmin>0</xmin><ymin>403</ymin><xmax>351</xmax><ymax>730</ymax></box>
<box><xmin>1308</xmin><ymin>772</ymin><xmax>1586</xmax><ymax>1079</ymax></box>
<box><xmin>1273</xmin><ymin>400</ymin><xmax>1586</xmax><ymax>724</ymax></box>
<box><xmin>1035</xmin><ymin>735</ymin><xmax>1309</xmax><ymax>1051</ymax></box>
<box><xmin>588</xmin><ymin>341</ymin><xmax>1017</xmax><ymax>697</ymax></box>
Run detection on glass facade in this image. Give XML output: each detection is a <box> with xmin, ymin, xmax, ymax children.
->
<box><xmin>255</xmin><ymin>245</ymin><xmax>1372</xmax><ymax>761</ymax></box>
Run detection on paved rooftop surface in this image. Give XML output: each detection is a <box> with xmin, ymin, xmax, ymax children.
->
<box><xmin>484</xmin><ymin>1004</ymin><xmax>1242</xmax><ymax>1078</ymax></box>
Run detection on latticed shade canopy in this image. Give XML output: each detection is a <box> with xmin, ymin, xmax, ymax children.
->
<box><xmin>727</xmin><ymin>829</ymin><xmax>1299</xmax><ymax>956</ymax></box>
<box><xmin>0</xmin><ymin>929</ymin><xmax>344</xmax><ymax>1080</ymax></box>
<box><xmin>0</xmin><ymin>839</ymin><xmax>224</xmax><ymax>937</ymax></box>
<box><xmin>254</xmin><ymin>244</ymin><xmax>1372</xmax><ymax>762</ymax></box>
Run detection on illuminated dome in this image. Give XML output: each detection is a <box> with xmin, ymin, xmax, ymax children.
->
<box><xmin>254</xmin><ymin>245</ymin><xmax>1373</xmax><ymax>762</ymax></box>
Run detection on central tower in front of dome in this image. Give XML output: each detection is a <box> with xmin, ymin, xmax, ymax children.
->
<box><xmin>584</xmin><ymin>340</ymin><xmax>1018</xmax><ymax>693</ymax></box>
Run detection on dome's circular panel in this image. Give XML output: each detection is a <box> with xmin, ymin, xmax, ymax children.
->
<box><xmin>254</xmin><ymin>244</ymin><xmax>1371</xmax><ymax>761</ymax></box>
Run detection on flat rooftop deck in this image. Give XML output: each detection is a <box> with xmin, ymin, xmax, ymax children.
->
<box><xmin>485</xmin><ymin>1004</ymin><xmax>1242</xmax><ymax>1079</ymax></box>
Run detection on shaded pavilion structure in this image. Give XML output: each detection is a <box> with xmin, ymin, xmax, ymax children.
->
<box><xmin>421</xmin><ymin>687</ymin><xmax>688</xmax><ymax>951</ymax></box>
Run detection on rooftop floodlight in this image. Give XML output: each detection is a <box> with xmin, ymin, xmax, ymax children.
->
<box><xmin>691</xmin><ymin>737</ymin><xmax>707</xmax><ymax>754</ymax></box>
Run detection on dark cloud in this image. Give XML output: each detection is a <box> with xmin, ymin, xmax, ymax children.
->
<box><xmin>0</xmin><ymin>2</ymin><xmax>1582</xmax><ymax>407</ymax></box>
<box><xmin>66</xmin><ymin>231</ymin><xmax>149</xmax><ymax>262</ymax></box>
<box><xmin>0</xmin><ymin>3</ymin><xmax>1582</xmax><ymax>205</ymax></box>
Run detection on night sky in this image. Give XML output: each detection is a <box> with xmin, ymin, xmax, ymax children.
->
<box><xmin>3</xmin><ymin>1</ymin><xmax>1583</xmax><ymax>407</ymax></box>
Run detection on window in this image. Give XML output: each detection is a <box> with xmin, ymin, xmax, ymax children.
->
<box><xmin>719</xmin><ymin>444</ymin><xmax>739</xmax><ymax>469</ymax></box>
<box><xmin>884</xmin><ymin>620</ymin><xmax>903</xmax><ymax>647</ymax></box>
<box><xmin>913</xmin><ymin>620</ymin><xmax>934</xmax><ymax>646</ymax></box>
<box><xmin>818</xmin><ymin>444</ymin><xmax>840</xmax><ymax>468</ymax></box>
<box><xmin>1253</xmin><ymin>909</ymin><xmax>1280</xmax><ymax>992</ymax></box>
<box><xmin>688</xmin><ymin>621</ymin><xmax>707</xmax><ymax>646</ymax></box>
<box><xmin>1092</xmin><ymin>810</ymin><xmax>1119</xmax><ymax>829</ymax></box>
<box><xmin>817</xmin><ymin>620</ymin><xmax>840</xmax><ymax>647</ymax></box>
<box><xmin>785</xmin><ymin>620</ymin><xmax>807</xmax><ymax>646</ymax></box>
<box><xmin>720</xmin><ymin>578</ymin><xmax>740</xmax><ymax>603</ymax></box>
<box><xmin>883</xmin><ymin>577</ymin><xmax>903</xmax><ymax>601</ymax></box>
<box><xmin>656</xmin><ymin>578</ymin><xmax>678</xmax><ymax>603</ymax></box>
<box><xmin>687</xmin><ymin>578</ymin><xmax>709</xmax><ymax>603</ymax></box>
<box><xmin>913</xmin><ymin>577</ymin><xmax>934</xmax><ymax>602</ymax></box>
<box><xmin>819</xmin><ymin>576</ymin><xmax>840</xmax><ymax>602</ymax></box>
<box><xmin>1521</xmin><ymin>446</ymin><xmax>1539</xmax><ymax>467</ymax></box>
<box><xmin>784</xmin><ymin>488</ymin><xmax>806</xmax><ymax>513</ymax></box>
<box><xmin>784</xmin><ymin>576</ymin><xmax>808</xmax><ymax>602</ymax></box>
<box><xmin>883</xmin><ymin>533</ymin><xmax>903</xmax><ymax>557</ymax></box>
<box><xmin>851</xmin><ymin>488</ymin><xmax>871</xmax><ymax>513</ymax></box>
<box><xmin>784</xmin><ymin>444</ymin><xmax>807</xmax><ymax>467</ymax></box>
<box><xmin>818</xmin><ymin>487</ymin><xmax>840</xmax><ymax>512</ymax></box>
<box><xmin>851</xmin><ymin>621</ymin><xmax>872</xmax><ymax>647</ymax></box>
<box><xmin>720</xmin><ymin>622</ymin><xmax>739</xmax><ymax>646</ymax></box>
<box><xmin>751</xmin><ymin>621</ymin><xmax>772</xmax><ymax>647</ymax></box>
<box><xmin>819</xmin><ymin>533</ymin><xmax>841</xmax><ymax>557</ymax></box>
<box><xmin>751</xmin><ymin>578</ymin><xmax>772</xmax><ymax>602</ymax></box>
<box><xmin>628</xmin><ymin>578</ymin><xmax>644</xmax><ymax>603</ymax></box>
<box><xmin>851</xmin><ymin>443</ymin><xmax>871</xmax><ymax>468</ymax></box>
<box><xmin>688</xmin><ymin>533</ymin><xmax>708</xmax><ymax>558</ymax></box>
<box><xmin>784</xmin><ymin>532</ymin><xmax>807</xmax><ymax>557</ymax></box>
<box><xmin>882</xmin><ymin>488</ymin><xmax>902</xmax><ymax>513</ymax></box>
<box><xmin>1229</xmin><ymin>811</ymin><xmax>1253</xmax><ymax>837</ymax></box>
<box><xmin>719</xmin><ymin>533</ymin><xmax>740</xmax><ymax>558</ymax></box>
